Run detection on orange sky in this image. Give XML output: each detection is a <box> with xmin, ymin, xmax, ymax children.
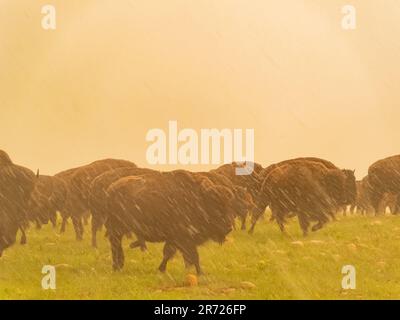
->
<box><xmin>1</xmin><ymin>0</ymin><xmax>399</xmax><ymax>178</ymax></box>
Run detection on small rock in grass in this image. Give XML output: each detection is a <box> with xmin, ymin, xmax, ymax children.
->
<box><xmin>371</xmin><ymin>220</ymin><xmax>382</xmax><ymax>226</ymax></box>
<box><xmin>291</xmin><ymin>241</ymin><xmax>304</xmax><ymax>247</ymax></box>
<box><xmin>377</xmin><ymin>261</ymin><xmax>386</xmax><ymax>267</ymax></box>
<box><xmin>309</xmin><ymin>240</ymin><xmax>324</xmax><ymax>245</ymax></box>
<box><xmin>347</xmin><ymin>243</ymin><xmax>357</xmax><ymax>251</ymax></box>
<box><xmin>240</xmin><ymin>281</ymin><xmax>256</xmax><ymax>289</ymax></box>
<box><xmin>184</xmin><ymin>274</ymin><xmax>198</xmax><ymax>287</ymax></box>
<box><xmin>221</xmin><ymin>288</ymin><xmax>236</xmax><ymax>294</ymax></box>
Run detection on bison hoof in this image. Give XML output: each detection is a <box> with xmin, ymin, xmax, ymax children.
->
<box><xmin>113</xmin><ymin>265</ymin><xmax>123</xmax><ymax>272</ymax></box>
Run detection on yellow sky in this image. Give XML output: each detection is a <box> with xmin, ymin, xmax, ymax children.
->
<box><xmin>1</xmin><ymin>0</ymin><xmax>399</xmax><ymax>177</ymax></box>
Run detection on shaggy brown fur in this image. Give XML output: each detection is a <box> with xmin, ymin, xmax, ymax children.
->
<box><xmin>368</xmin><ymin>155</ymin><xmax>400</xmax><ymax>215</ymax></box>
<box><xmin>211</xmin><ymin>162</ymin><xmax>263</xmax><ymax>230</ymax></box>
<box><xmin>56</xmin><ymin>159</ymin><xmax>137</xmax><ymax>240</ymax></box>
<box><xmin>0</xmin><ymin>150</ymin><xmax>36</xmax><ymax>256</ymax></box>
<box><xmin>105</xmin><ymin>170</ymin><xmax>253</xmax><ymax>273</ymax></box>
<box><xmin>250</xmin><ymin>157</ymin><xmax>343</xmax><ymax>233</ymax></box>
<box><xmin>260</xmin><ymin>161</ymin><xmax>356</xmax><ymax>236</ymax></box>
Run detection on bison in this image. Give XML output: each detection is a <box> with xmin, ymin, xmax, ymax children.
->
<box><xmin>56</xmin><ymin>159</ymin><xmax>137</xmax><ymax>240</ymax></box>
<box><xmin>211</xmin><ymin>162</ymin><xmax>263</xmax><ymax>230</ymax></box>
<box><xmin>0</xmin><ymin>150</ymin><xmax>37</xmax><ymax>256</ymax></box>
<box><xmin>28</xmin><ymin>174</ymin><xmax>68</xmax><ymax>229</ymax></box>
<box><xmin>259</xmin><ymin>161</ymin><xmax>356</xmax><ymax>236</ymax></box>
<box><xmin>88</xmin><ymin>167</ymin><xmax>157</xmax><ymax>248</ymax></box>
<box><xmin>350</xmin><ymin>179</ymin><xmax>369</xmax><ymax>214</ymax></box>
<box><xmin>368</xmin><ymin>155</ymin><xmax>400</xmax><ymax>215</ymax></box>
<box><xmin>105</xmin><ymin>170</ymin><xmax>254</xmax><ymax>273</ymax></box>
<box><xmin>249</xmin><ymin>157</ymin><xmax>346</xmax><ymax>234</ymax></box>
<box><xmin>89</xmin><ymin>168</ymin><xmax>254</xmax><ymax>249</ymax></box>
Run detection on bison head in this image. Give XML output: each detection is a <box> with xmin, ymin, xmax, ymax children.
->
<box><xmin>199</xmin><ymin>178</ymin><xmax>235</xmax><ymax>242</ymax></box>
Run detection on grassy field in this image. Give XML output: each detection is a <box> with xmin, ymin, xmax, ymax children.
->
<box><xmin>1</xmin><ymin>212</ymin><xmax>400</xmax><ymax>300</ymax></box>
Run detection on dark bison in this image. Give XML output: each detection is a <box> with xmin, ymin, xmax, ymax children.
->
<box><xmin>56</xmin><ymin>159</ymin><xmax>137</xmax><ymax>240</ymax></box>
<box><xmin>28</xmin><ymin>175</ymin><xmax>68</xmax><ymax>229</ymax></box>
<box><xmin>89</xmin><ymin>168</ymin><xmax>254</xmax><ymax>249</ymax></box>
<box><xmin>259</xmin><ymin>161</ymin><xmax>356</xmax><ymax>236</ymax></box>
<box><xmin>55</xmin><ymin>166</ymin><xmax>84</xmax><ymax>233</ymax></box>
<box><xmin>0</xmin><ymin>150</ymin><xmax>37</xmax><ymax>256</ymax></box>
<box><xmin>211</xmin><ymin>162</ymin><xmax>263</xmax><ymax>230</ymax></box>
<box><xmin>249</xmin><ymin>157</ymin><xmax>344</xmax><ymax>234</ymax></box>
<box><xmin>105</xmin><ymin>170</ymin><xmax>254</xmax><ymax>274</ymax></box>
<box><xmin>350</xmin><ymin>177</ymin><xmax>376</xmax><ymax>215</ymax></box>
<box><xmin>88</xmin><ymin>167</ymin><xmax>157</xmax><ymax>248</ymax></box>
<box><xmin>368</xmin><ymin>155</ymin><xmax>400</xmax><ymax>215</ymax></box>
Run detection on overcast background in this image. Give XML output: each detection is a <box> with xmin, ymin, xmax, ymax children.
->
<box><xmin>1</xmin><ymin>0</ymin><xmax>399</xmax><ymax>177</ymax></box>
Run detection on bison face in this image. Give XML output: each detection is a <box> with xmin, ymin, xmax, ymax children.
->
<box><xmin>199</xmin><ymin>180</ymin><xmax>235</xmax><ymax>241</ymax></box>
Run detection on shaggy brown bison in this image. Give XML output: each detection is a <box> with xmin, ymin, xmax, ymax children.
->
<box><xmin>249</xmin><ymin>157</ymin><xmax>345</xmax><ymax>234</ymax></box>
<box><xmin>0</xmin><ymin>150</ymin><xmax>37</xmax><ymax>256</ymax></box>
<box><xmin>89</xmin><ymin>168</ymin><xmax>254</xmax><ymax>249</ymax></box>
<box><xmin>368</xmin><ymin>155</ymin><xmax>400</xmax><ymax>215</ymax></box>
<box><xmin>211</xmin><ymin>162</ymin><xmax>263</xmax><ymax>230</ymax></box>
<box><xmin>56</xmin><ymin>159</ymin><xmax>137</xmax><ymax>240</ymax></box>
<box><xmin>105</xmin><ymin>170</ymin><xmax>253</xmax><ymax>273</ymax></box>
<box><xmin>350</xmin><ymin>179</ymin><xmax>372</xmax><ymax>215</ymax></box>
<box><xmin>28</xmin><ymin>175</ymin><xmax>68</xmax><ymax>229</ymax></box>
<box><xmin>88</xmin><ymin>167</ymin><xmax>157</xmax><ymax>248</ymax></box>
<box><xmin>259</xmin><ymin>161</ymin><xmax>356</xmax><ymax>236</ymax></box>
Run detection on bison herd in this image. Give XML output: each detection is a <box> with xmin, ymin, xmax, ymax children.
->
<box><xmin>1</xmin><ymin>150</ymin><xmax>400</xmax><ymax>274</ymax></box>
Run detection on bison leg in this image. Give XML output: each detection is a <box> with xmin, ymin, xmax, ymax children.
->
<box><xmin>272</xmin><ymin>207</ymin><xmax>287</xmax><ymax>234</ymax></box>
<box><xmin>60</xmin><ymin>216</ymin><xmax>67</xmax><ymax>233</ymax></box>
<box><xmin>20</xmin><ymin>227</ymin><xmax>27</xmax><ymax>245</ymax></box>
<box><xmin>180</xmin><ymin>244</ymin><xmax>202</xmax><ymax>275</ymax></box>
<box><xmin>311</xmin><ymin>212</ymin><xmax>329</xmax><ymax>232</ymax></box>
<box><xmin>35</xmin><ymin>220</ymin><xmax>42</xmax><ymax>230</ymax></box>
<box><xmin>129</xmin><ymin>238</ymin><xmax>147</xmax><ymax>251</ymax></box>
<box><xmin>240</xmin><ymin>215</ymin><xmax>247</xmax><ymax>231</ymax></box>
<box><xmin>83</xmin><ymin>213</ymin><xmax>90</xmax><ymax>226</ymax></box>
<box><xmin>91</xmin><ymin>214</ymin><xmax>103</xmax><ymax>248</ymax></box>
<box><xmin>72</xmin><ymin>216</ymin><xmax>84</xmax><ymax>241</ymax></box>
<box><xmin>50</xmin><ymin>213</ymin><xmax>57</xmax><ymax>229</ymax></box>
<box><xmin>159</xmin><ymin>242</ymin><xmax>177</xmax><ymax>273</ymax></box>
<box><xmin>248</xmin><ymin>208</ymin><xmax>264</xmax><ymax>234</ymax></box>
<box><xmin>341</xmin><ymin>205</ymin><xmax>347</xmax><ymax>216</ymax></box>
<box><xmin>328</xmin><ymin>210</ymin><xmax>337</xmax><ymax>221</ymax></box>
<box><xmin>110</xmin><ymin>232</ymin><xmax>125</xmax><ymax>271</ymax></box>
<box><xmin>297</xmin><ymin>212</ymin><xmax>310</xmax><ymax>237</ymax></box>
<box><xmin>371</xmin><ymin>195</ymin><xmax>384</xmax><ymax>216</ymax></box>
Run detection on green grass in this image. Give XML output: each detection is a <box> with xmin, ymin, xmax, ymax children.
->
<box><xmin>1</xmin><ymin>212</ymin><xmax>400</xmax><ymax>300</ymax></box>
